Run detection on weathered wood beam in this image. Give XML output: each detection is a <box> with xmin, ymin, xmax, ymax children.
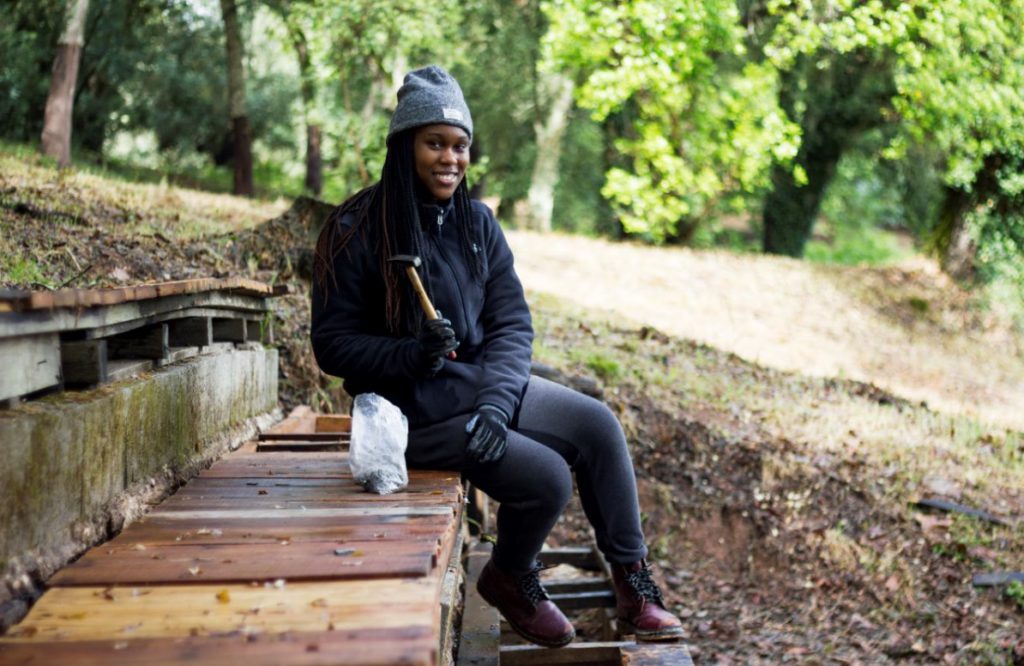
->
<box><xmin>0</xmin><ymin>333</ymin><xmax>62</xmax><ymax>400</ymax></box>
<box><xmin>168</xmin><ymin>317</ymin><xmax>212</xmax><ymax>348</ymax></box>
<box><xmin>60</xmin><ymin>338</ymin><xmax>108</xmax><ymax>387</ymax></box>
<box><xmin>457</xmin><ymin>541</ymin><xmax>500</xmax><ymax>666</ymax></box>
<box><xmin>108</xmin><ymin>324</ymin><xmax>168</xmax><ymax>360</ymax></box>
<box><xmin>212</xmin><ymin>318</ymin><xmax>247</xmax><ymax>343</ymax></box>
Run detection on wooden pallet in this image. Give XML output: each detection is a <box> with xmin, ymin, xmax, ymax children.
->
<box><xmin>0</xmin><ymin>278</ymin><xmax>282</xmax><ymax>405</ymax></box>
<box><xmin>458</xmin><ymin>542</ymin><xmax>694</xmax><ymax>666</ymax></box>
<box><xmin>0</xmin><ymin>410</ymin><xmax>465</xmax><ymax>666</ymax></box>
<box><xmin>255</xmin><ymin>406</ymin><xmax>351</xmax><ymax>452</ymax></box>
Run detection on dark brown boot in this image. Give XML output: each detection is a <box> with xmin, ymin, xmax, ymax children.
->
<box><xmin>476</xmin><ymin>558</ymin><xmax>575</xmax><ymax>648</ymax></box>
<box><xmin>611</xmin><ymin>560</ymin><xmax>685</xmax><ymax>641</ymax></box>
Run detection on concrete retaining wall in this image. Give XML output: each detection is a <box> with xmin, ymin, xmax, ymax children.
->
<box><xmin>0</xmin><ymin>345</ymin><xmax>279</xmax><ymax>626</ymax></box>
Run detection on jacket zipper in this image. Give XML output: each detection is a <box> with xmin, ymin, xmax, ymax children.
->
<box><xmin>432</xmin><ymin>210</ymin><xmax>470</xmax><ymax>336</ymax></box>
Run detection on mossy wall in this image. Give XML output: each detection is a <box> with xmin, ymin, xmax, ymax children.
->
<box><xmin>0</xmin><ymin>346</ymin><xmax>278</xmax><ymax>614</ymax></box>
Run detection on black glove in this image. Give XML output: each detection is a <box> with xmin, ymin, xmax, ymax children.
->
<box><xmin>417</xmin><ymin>317</ymin><xmax>459</xmax><ymax>375</ymax></box>
<box><xmin>465</xmin><ymin>405</ymin><xmax>509</xmax><ymax>464</ymax></box>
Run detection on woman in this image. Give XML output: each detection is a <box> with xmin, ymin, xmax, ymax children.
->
<box><xmin>311</xmin><ymin>65</ymin><xmax>683</xmax><ymax>648</ymax></box>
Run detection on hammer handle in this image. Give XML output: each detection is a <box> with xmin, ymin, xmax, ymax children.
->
<box><xmin>404</xmin><ymin>265</ymin><xmax>439</xmax><ymax>320</ymax></box>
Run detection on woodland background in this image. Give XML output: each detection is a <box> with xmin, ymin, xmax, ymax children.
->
<box><xmin>3</xmin><ymin>0</ymin><xmax>1023</xmax><ymax>288</ymax></box>
<box><xmin>3</xmin><ymin>1</ymin><xmax>1024</xmax><ymax>661</ymax></box>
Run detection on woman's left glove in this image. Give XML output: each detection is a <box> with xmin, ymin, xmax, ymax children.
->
<box><xmin>465</xmin><ymin>405</ymin><xmax>509</xmax><ymax>464</ymax></box>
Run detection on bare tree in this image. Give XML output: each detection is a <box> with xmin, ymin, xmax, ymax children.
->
<box><xmin>220</xmin><ymin>0</ymin><xmax>254</xmax><ymax>196</ymax></box>
<box><xmin>40</xmin><ymin>0</ymin><xmax>90</xmax><ymax>168</ymax></box>
<box><xmin>520</xmin><ymin>73</ymin><xmax>574</xmax><ymax>232</ymax></box>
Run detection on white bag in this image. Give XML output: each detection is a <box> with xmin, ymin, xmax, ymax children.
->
<box><xmin>349</xmin><ymin>393</ymin><xmax>409</xmax><ymax>495</ymax></box>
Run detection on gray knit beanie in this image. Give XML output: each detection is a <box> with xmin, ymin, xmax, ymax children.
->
<box><xmin>388</xmin><ymin>65</ymin><xmax>473</xmax><ymax>140</ymax></box>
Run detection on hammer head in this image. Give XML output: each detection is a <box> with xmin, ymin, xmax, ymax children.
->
<box><xmin>388</xmin><ymin>254</ymin><xmax>422</xmax><ymax>268</ymax></box>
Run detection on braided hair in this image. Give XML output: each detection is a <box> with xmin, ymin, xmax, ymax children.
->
<box><xmin>313</xmin><ymin>128</ymin><xmax>484</xmax><ymax>335</ymax></box>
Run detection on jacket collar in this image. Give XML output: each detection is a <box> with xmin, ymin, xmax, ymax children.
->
<box><xmin>417</xmin><ymin>196</ymin><xmax>455</xmax><ymax>231</ymax></box>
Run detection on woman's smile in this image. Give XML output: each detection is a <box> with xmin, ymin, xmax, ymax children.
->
<box><xmin>414</xmin><ymin>124</ymin><xmax>470</xmax><ymax>201</ymax></box>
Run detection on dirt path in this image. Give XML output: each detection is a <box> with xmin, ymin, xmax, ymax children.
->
<box><xmin>507</xmin><ymin>230</ymin><xmax>1024</xmax><ymax>431</ymax></box>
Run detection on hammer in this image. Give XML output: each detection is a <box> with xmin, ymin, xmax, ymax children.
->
<box><xmin>388</xmin><ymin>254</ymin><xmax>456</xmax><ymax>358</ymax></box>
<box><xmin>389</xmin><ymin>254</ymin><xmax>439</xmax><ymax>319</ymax></box>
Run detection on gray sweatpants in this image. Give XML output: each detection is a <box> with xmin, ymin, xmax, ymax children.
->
<box><xmin>407</xmin><ymin>375</ymin><xmax>647</xmax><ymax>575</ymax></box>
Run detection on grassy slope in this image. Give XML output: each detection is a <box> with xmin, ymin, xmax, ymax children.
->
<box><xmin>3</xmin><ymin>147</ymin><xmax>1024</xmax><ymax>660</ymax></box>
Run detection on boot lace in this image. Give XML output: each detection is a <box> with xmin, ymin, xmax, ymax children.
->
<box><xmin>518</xmin><ymin>567</ymin><xmax>551</xmax><ymax>606</ymax></box>
<box><xmin>625</xmin><ymin>563</ymin><xmax>665</xmax><ymax>606</ymax></box>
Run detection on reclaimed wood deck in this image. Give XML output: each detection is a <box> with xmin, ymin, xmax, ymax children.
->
<box><xmin>0</xmin><ymin>410</ymin><xmax>464</xmax><ymax>666</ymax></box>
<box><xmin>0</xmin><ymin>278</ymin><xmax>284</xmax><ymax>403</ymax></box>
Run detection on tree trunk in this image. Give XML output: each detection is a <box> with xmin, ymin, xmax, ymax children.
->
<box><xmin>306</xmin><ymin>124</ymin><xmax>322</xmax><ymax>196</ymax></box>
<box><xmin>762</xmin><ymin>53</ymin><xmax>893</xmax><ymax>257</ymax></box>
<box><xmin>933</xmin><ymin>154</ymin><xmax>1005</xmax><ymax>282</ymax></box>
<box><xmin>286</xmin><ymin>20</ymin><xmax>322</xmax><ymax>196</ymax></box>
<box><xmin>762</xmin><ymin>135</ymin><xmax>844</xmax><ymax>257</ymax></box>
<box><xmin>220</xmin><ymin>0</ymin><xmax>253</xmax><ymax>197</ymax></box>
<box><xmin>40</xmin><ymin>0</ymin><xmax>90</xmax><ymax>168</ymax></box>
<box><xmin>520</xmin><ymin>73</ymin><xmax>574</xmax><ymax>232</ymax></box>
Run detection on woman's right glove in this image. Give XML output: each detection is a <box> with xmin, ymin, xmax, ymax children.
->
<box><xmin>465</xmin><ymin>405</ymin><xmax>509</xmax><ymax>464</ymax></box>
<box><xmin>417</xmin><ymin>317</ymin><xmax>459</xmax><ymax>375</ymax></box>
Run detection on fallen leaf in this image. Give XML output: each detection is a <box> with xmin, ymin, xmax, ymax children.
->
<box><xmin>216</xmin><ymin>589</ymin><xmax>231</xmax><ymax>603</ymax></box>
<box><xmin>189</xmin><ymin>566</ymin><xmax>202</xmax><ymax>576</ymax></box>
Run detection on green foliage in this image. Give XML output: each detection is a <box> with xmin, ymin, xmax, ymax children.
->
<box><xmin>1006</xmin><ymin>581</ymin><xmax>1024</xmax><ymax>612</ymax></box>
<box><xmin>551</xmin><ymin>112</ymin><xmax>616</xmax><ymax>236</ymax></box>
<box><xmin>0</xmin><ymin>0</ymin><xmax>65</xmax><ymax>142</ymax></box>
<box><xmin>0</xmin><ymin>254</ymin><xmax>53</xmax><ymax>289</ymax></box>
<box><xmin>582</xmin><ymin>351</ymin><xmax>621</xmax><ymax>382</ymax></box>
<box><xmin>544</xmin><ymin>0</ymin><xmax>799</xmax><ymax>243</ymax></box>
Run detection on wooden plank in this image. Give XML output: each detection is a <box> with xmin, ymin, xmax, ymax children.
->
<box><xmin>621</xmin><ymin>643</ymin><xmax>695</xmax><ymax>666</ymax></box>
<box><xmin>49</xmin><ymin>541</ymin><xmax>438</xmax><ymax>586</ymax></box>
<box><xmin>544</xmin><ymin>579</ymin><xmax>611</xmax><ymax>595</ymax></box>
<box><xmin>146</xmin><ymin>507</ymin><xmax>455</xmax><ymax>520</ymax></box>
<box><xmin>538</xmin><ymin>547</ymin><xmax>601</xmax><ymax>571</ymax></box>
<box><xmin>258</xmin><ymin>432</ymin><xmax>348</xmax><ymax>442</ymax></box>
<box><xmin>158</xmin><ymin>483</ymin><xmax>459</xmax><ymax>502</ymax></box>
<box><xmin>60</xmin><ymin>338</ymin><xmax>108</xmax><ymax>387</ymax></box>
<box><xmin>315</xmin><ymin>415</ymin><xmax>351</xmax><ymax>433</ymax></box>
<box><xmin>0</xmin><ymin>332</ymin><xmax>61</xmax><ymax>400</ymax></box>
<box><xmin>256</xmin><ymin>440</ymin><xmax>348</xmax><ymax>453</ymax></box>
<box><xmin>438</xmin><ymin>524</ymin><xmax>465</xmax><ymax>665</ymax></box>
<box><xmin>198</xmin><ymin>456</ymin><xmax>350</xmax><ymax>479</ymax></box>
<box><xmin>169</xmin><ymin>317</ymin><xmax>212</xmax><ymax>347</ymax></box>
<box><xmin>499</xmin><ymin>642</ymin><xmax>627</xmax><ymax>665</ymax></box>
<box><xmin>104</xmin><ymin>516</ymin><xmax>453</xmax><ymax>547</ymax></box>
<box><xmin>547</xmin><ymin>590</ymin><xmax>616</xmax><ymax>611</ymax></box>
<box><xmin>0</xmin><ymin>292</ymin><xmax>269</xmax><ymax>339</ymax></box>
<box><xmin>82</xmin><ymin>307</ymin><xmax>266</xmax><ymax>341</ymax></box>
<box><xmin>212</xmin><ymin>318</ymin><xmax>247</xmax><ymax>343</ymax></box>
<box><xmin>0</xmin><ymin>278</ymin><xmax>276</xmax><ymax>314</ymax></box>
<box><xmin>4</xmin><ymin>578</ymin><xmax>439</xmax><ymax>641</ymax></box>
<box><xmin>457</xmin><ymin>542</ymin><xmax>500</xmax><ymax>666</ymax></box>
<box><xmin>153</xmin><ymin>496</ymin><xmax>458</xmax><ymax>512</ymax></box>
<box><xmin>0</xmin><ymin>627</ymin><xmax>437</xmax><ymax>666</ymax></box>
<box><xmin>108</xmin><ymin>324</ymin><xmax>169</xmax><ymax>360</ymax></box>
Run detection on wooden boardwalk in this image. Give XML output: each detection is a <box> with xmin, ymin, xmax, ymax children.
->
<box><xmin>1</xmin><ymin>277</ymin><xmax>284</xmax><ymax>405</ymax></box>
<box><xmin>0</xmin><ymin>410</ymin><xmax>464</xmax><ymax>665</ymax></box>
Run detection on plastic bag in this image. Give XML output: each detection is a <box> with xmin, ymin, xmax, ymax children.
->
<box><xmin>349</xmin><ymin>393</ymin><xmax>409</xmax><ymax>495</ymax></box>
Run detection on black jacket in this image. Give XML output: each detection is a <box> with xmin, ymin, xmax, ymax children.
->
<box><xmin>311</xmin><ymin>198</ymin><xmax>533</xmax><ymax>428</ymax></box>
